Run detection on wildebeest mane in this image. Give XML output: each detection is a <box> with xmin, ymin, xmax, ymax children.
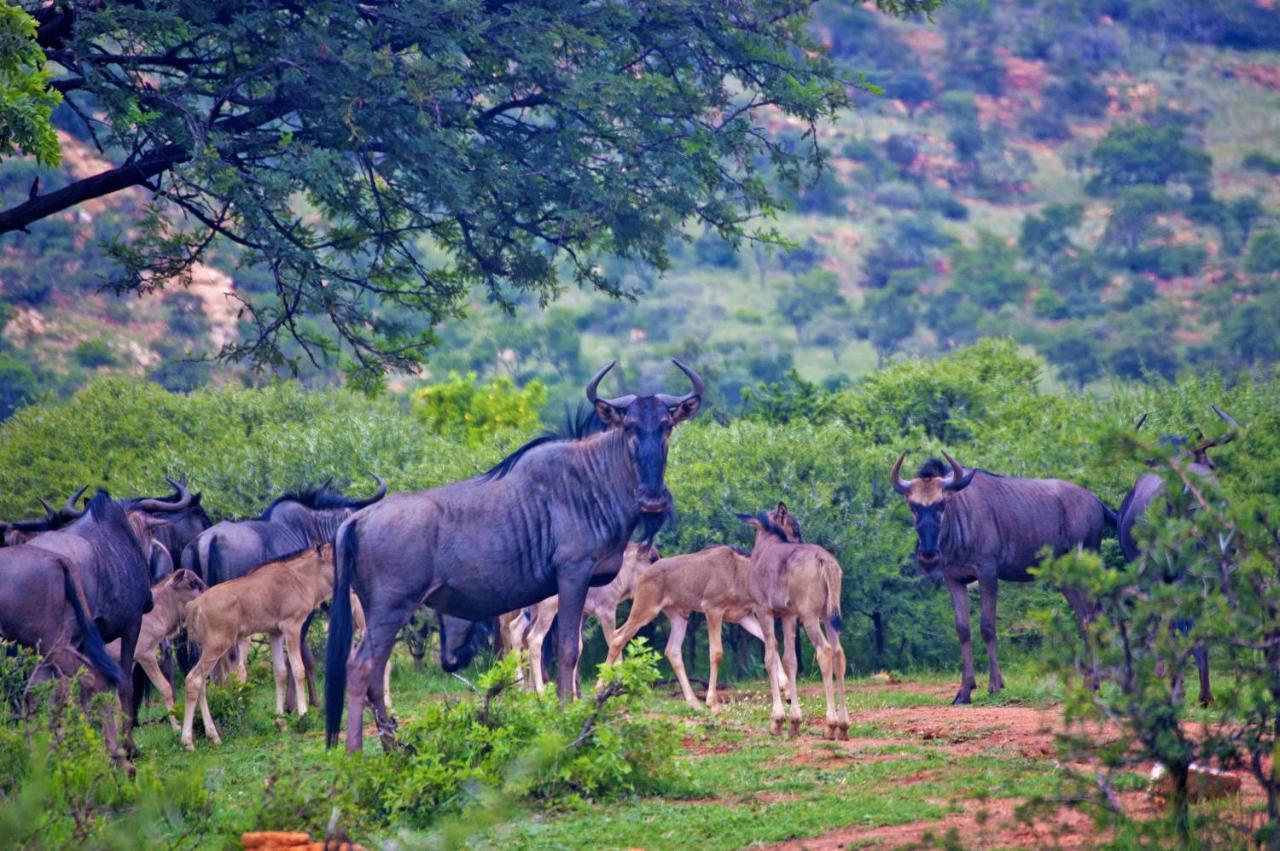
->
<box><xmin>264</xmin><ymin>483</ymin><xmax>365</xmax><ymax>515</ymax></box>
<box><xmin>480</xmin><ymin>403</ymin><xmax>607</xmax><ymax>482</ymax></box>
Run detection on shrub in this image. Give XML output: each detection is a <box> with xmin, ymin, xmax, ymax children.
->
<box><xmin>72</xmin><ymin>339</ymin><xmax>117</xmax><ymax>369</ymax></box>
<box><xmin>412</xmin><ymin>373</ymin><xmax>547</xmax><ymax>446</ymax></box>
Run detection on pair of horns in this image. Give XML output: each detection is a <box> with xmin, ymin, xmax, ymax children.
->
<box><xmin>133</xmin><ymin>477</ymin><xmax>195</xmax><ymax>512</ymax></box>
<box><xmin>1135</xmin><ymin>405</ymin><xmax>1240</xmax><ymax>453</ymax></box>
<box><xmin>37</xmin><ymin>484</ymin><xmax>89</xmax><ymax>520</ymax></box>
<box><xmin>585</xmin><ymin>359</ymin><xmax>705</xmax><ymax>410</ymax></box>
<box><xmin>890</xmin><ymin>451</ymin><xmax>970</xmax><ymax>495</ymax></box>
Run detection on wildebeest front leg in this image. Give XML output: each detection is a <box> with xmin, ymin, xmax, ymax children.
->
<box><xmin>946</xmin><ymin>578</ymin><xmax>976</xmax><ymax>704</ymax></box>
<box><xmin>118</xmin><ymin>619</ymin><xmax>142</xmax><ymax>757</ymax></box>
<box><xmin>781</xmin><ymin>615</ymin><xmax>803</xmax><ymax>735</ymax></box>
<box><xmin>977</xmin><ymin>573</ymin><xmax>1004</xmax><ymax>695</ymax></box>
<box><xmin>663</xmin><ymin>613</ymin><xmax>700</xmax><ymax>711</ymax></box>
<box><xmin>756</xmin><ymin>609</ymin><xmax>787</xmax><ymax>734</ymax></box>
<box><xmin>554</xmin><ymin>572</ymin><xmax>590</xmax><ymax>701</ymax></box>
<box><xmin>704</xmin><ymin>611</ymin><xmax>725</xmax><ymax>713</ymax></box>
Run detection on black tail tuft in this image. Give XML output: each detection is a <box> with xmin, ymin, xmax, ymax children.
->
<box><xmin>325</xmin><ymin>521</ymin><xmax>357</xmax><ymax>749</ymax></box>
<box><xmin>206</xmin><ymin>538</ymin><xmax>221</xmax><ymax>587</ymax></box>
<box><xmin>830</xmin><ymin>612</ymin><xmax>844</xmax><ymax>633</ymax></box>
<box><xmin>60</xmin><ymin>559</ymin><xmax>123</xmax><ymax>686</ymax></box>
<box><xmin>1102</xmin><ymin>502</ymin><xmax>1120</xmax><ymax>531</ymax></box>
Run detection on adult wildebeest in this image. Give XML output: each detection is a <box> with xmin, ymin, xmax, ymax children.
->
<box><xmin>0</xmin><ymin>486</ymin><xmax>88</xmax><ymax>546</ymax></box>
<box><xmin>123</xmin><ymin>478</ymin><xmax>211</xmax><ymax>580</ymax></box>
<box><xmin>0</xmin><ymin>540</ymin><xmax>125</xmax><ymax>760</ymax></box>
<box><xmin>1116</xmin><ymin>405</ymin><xmax>1239</xmax><ymax>706</ymax></box>
<box><xmin>326</xmin><ymin>360</ymin><xmax>704</xmax><ymax>752</ymax></box>
<box><xmin>23</xmin><ymin>488</ymin><xmax>185</xmax><ymax>752</ymax></box>
<box><xmin>180</xmin><ymin>475</ymin><xmax>386</xmax><ymax>586</ymax></box>
<box><xmin>891</xmin><ymin>452</ymin><xmax>1114</xmax><ymax>704</ymax></box>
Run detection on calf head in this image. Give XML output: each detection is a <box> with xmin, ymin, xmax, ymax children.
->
<box><xmin>736</xmin><ymin>501</ymin><xmax>804</xmax><ymax>544</ymax></box>
<box><xmin>438</xmin><ymin>612</ymin><xmax>492</xmax><ymax>672</ymax></box>
<box><xmin>587</xmin><ymin>360</ymin><xmax>703</xmax><ymax>518</ymax></box>
<box><xmin>890</xmin><ymin>451</ymin><xmax>975</xmax><ymax>568</ymax></box>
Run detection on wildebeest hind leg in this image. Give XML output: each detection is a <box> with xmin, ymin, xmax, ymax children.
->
<box><xmin>347</xmin><ymin>606</ymin><xmax>411</xmax><ymax>752</ymax></box>
<box><xmin>782</xmin><ymin>616</ymin><xmax>802</xmax><ymax>735</ymax></box>
<box><xmin>978</xmin><ymin>574</ymin><xmax>1004</xmax><ymax>695</ymax></box>
<box><xmin>365</xmin><ymin>641</ymin><xmax>397</xmax><ymax>749</ymax></box>
<box><xmin>663</xmin><ymin>614</ymin><xmax>700</xmax><ymax>710</ymax></box>
<box><xmin>118</xmin><ymin>619</ymin><xmax>142</xmax><ymax>757</ymax></box>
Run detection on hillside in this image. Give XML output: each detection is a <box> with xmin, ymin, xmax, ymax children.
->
<box><xmin>1</xmin><ymin>0</ymin><xmax>1279</xmax><ymax>415</ymax></box>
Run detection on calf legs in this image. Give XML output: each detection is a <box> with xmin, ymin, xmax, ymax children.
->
<box><xmin>181</xmin><ymin>642</ymin><xmax>228</xmax><ymax>750</ymax></box>
<box><xmin>781</xmin><ymin>616</ymin><xmax>803</xmax><ymax>734</ymax></box>
<box><xmin>662</xmin><ymin>614</ymin><xmax>701</xmax><ymax>711</ymax></box>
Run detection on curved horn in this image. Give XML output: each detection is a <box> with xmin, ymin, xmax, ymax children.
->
<box><xmin>889</xmin><ymin>450</ymin><xmax>912</xmax><ymax>495</ymax></box>
<box><xmin>655</xmin><ymin>359</ymin><xmax>707</xmax><ymax>407</ymax></box>
<box><xmin>37</xmin><ymin>497</ymin><xmax>57</xmax><ymax>520</ymax></box>
<box><xmin>940</xmin><ymin>451</ymin><xmax>975</xmax><ymax>491</ymax></box>
<box><xmin>63</xmin><ymin>485</ymin><xmax>88</xmax><ymax>517</ymax></box>
<box><xmin>1134</xmin><ymin>413</ymin><xmax>1148</xmax><ymax>431</ymax></box>
<box><xmin>1212</xmin><ymin>405</ymin><xmax>1239</xmax><ymax>446</ymax></box>
<box><xmin>585</xmin><ymin>361</ymin><xmax>636</xmax><ymax>409</ymax></box>
<box><xmin>132</xmin><ymin>480</ymin><xmax>193</xmax><ymax>513</ymax></box>
<box><xmin>350</xmin><ymin>473</ymin><xmax>388</xmax><ymax>509</ymax></box>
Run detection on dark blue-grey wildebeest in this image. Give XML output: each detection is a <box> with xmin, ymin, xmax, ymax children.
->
<box><xmin>1116</xmin><ymin>405</ymin><xmax>1239</xmax><ymax>706</ymax></box>
<box><xmin>123</xmin><ymin>478</ymin><xmax>211</xmax><ymax>581</ymax></box>
<box><xmin>0</xmin><ymin>537</ymin><xmax>124</xmax><ymax>760</ymax></box>
<box><xmin>890</xmin><ymin>452</ymin><xmax>1114</xmax><ymax>704</ymax></box>
<box><xmin>25</xmin><ymin>489</ymin><xmax>184</xmax><ymax>753</ymax></box>
<box><xmin>0</xmin><ymin>486</ymin><xmax>88</xmax><ymax>546</ymax></box>
<box><xmin>326</xmin><ymin>360</ymin><xmax>704</xmax><ymax>751</ymax></box>
<box><xmin>179</xmin><ymin>475</ymin><xmax>387</xmax><ymax>586</ymax></box>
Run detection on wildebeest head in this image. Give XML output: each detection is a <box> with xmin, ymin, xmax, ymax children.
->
<box><xmin>587</xmin><ymin>359</ymin><xmax>703</xmax><ymax>517</ymax></box>
<box><xmin>437</xmin><ymin>612</ymin><xmax>493</xmax><ymax>672</ymax></box>
<box><xmin>1</xmin><ymin>485</ymin><xmax>88</xmax><ymax>546</ymax></box>
<box><xmin>890</xmin><ymin>451</ymin><xmax>975</xmax><ymax>568</ymax></box>
<box><xmin>1135</xmin><ymin>405</ymin><xmax>1239</xmax><ymax>472</ymax></box>
<box><xmin>736</xmin><ymin>501</ymin><xmax>804</xmax><ymax>543</ymax></box>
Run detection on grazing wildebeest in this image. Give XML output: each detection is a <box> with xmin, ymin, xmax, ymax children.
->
<box><xmin>182</xmin><ymin>544</ymin><xmax>338</xmax><ymax>749</ymax></box>
<box><xmin>107</xmin><ymin>569</ymin><xmax>207</xmax><ymax>732</ymax></box>
<box><xmin>738</xmin><ymin>503</ymin><xmax>849</xmax><ymax>739</ymax></box>
<box><xmin>327</xmin><ymin>360</ymin><xmax>704</xmax><ymax>752</ymax></box>
<box><xmin>890</xmin><ymin>451</ymin><xmax>1114</xmax><ymax>704</ymax></box>
<box><xmin>0</xmin><ymin>542</ymin><xmax>125</xmax><ymax>759</ymax></box>
<box><xmin>23</xmin><ymin>489</ymin><xmax>181</xmax><ymax>753</ymax></box>
<box><xmin>1117</xmin><ymin>405</ymin><xmax>1239</xmax><ymax>706</ymax></box>
<box><xmin>0</xmin><ymin>486</ymin><xmax>88</xmax><ymax>546</ymax></box>
<box><xmin>510</xmin><ymin>542</ymin><xmax>660</xmax><ymax>694</ymax></box>
<box><xmin>602</xmin><ymin>543</ymin><xmax>790</xmax><ymax>713</ymax></box>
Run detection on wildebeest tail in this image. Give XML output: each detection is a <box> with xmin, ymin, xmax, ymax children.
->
<box><xmin>325</xmin><ymin>520</ymin><xmax>357</xmax><ymax>749</ymax></box>
<box><xmin>1102</xmin><ymin>501</ymin><xmax>1120</xmax><ymax>531</ymax></box>
<box><xmin>822</xmin><ymin>554</ymin><xmax>843</xmax><ymax>633</ymax></box>
<box><xmin>180</xmin><ymin>540</ymin><xmax>201</xmax><ymax>580</ymax></box>
<box><xmin>59</xmin><ymin>558</ymin><xmax>123</xmax><ymax>687</ymax></box>
<box><xmin>206</xmin><ymin>538</ymin><xmax>221</xmax><ymax>587</ymax></box>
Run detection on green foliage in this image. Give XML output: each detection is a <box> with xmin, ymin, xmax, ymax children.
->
<box><xmin>1088</xmin><ymin>124</ymin><xmax>1212</xmax><ymax>195</ymax></box>
<box><xmin>1037</xmin><ymin>385</ymin><xmax>1280</xmax><ymax>839</ymax></box>
<box><xmin>1241</xmin><ymin>150</ymin><xmax>1280</xmax><ymax>176</ymax></box>
<box><xmin>1244</xmin><ymin>228</ymin><xmax>1280</xmax><ymax>277</ymax></box>
<box><xmin>412</xmin><ymin>373</ymin><xmax>547</xmax><ymax>446</ymax></box>
<box><xmin>72</xmin><ymin>339</ymin><xmax>117</xmax><ymax>369</ymax></box>
<box><xmin>947</xmin><ymin>231</ymin><xmax>1030</xmax><ymax>310</ymax></box>
<box><xmin>0</xmin><ymin>5</ymin><xmax>61</xmax><ymax>166</ymax></box>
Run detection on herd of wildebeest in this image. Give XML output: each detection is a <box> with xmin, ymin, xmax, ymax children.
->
<box><xmin>0</xmin><ymin>361</ymin><xmax>1242</xmax><ymax>772</ymax></box>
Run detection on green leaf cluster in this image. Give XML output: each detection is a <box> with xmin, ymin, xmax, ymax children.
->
<box><xmin>0</xmin><ymin>5</ymin><xmax>61</xmax><ymax>167</ymax></box>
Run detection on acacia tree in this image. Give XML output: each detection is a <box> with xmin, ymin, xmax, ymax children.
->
<box><xmin>1</xmin><ymin>0</ymin><xmax>940</xmax><ymax>379</ymax></box>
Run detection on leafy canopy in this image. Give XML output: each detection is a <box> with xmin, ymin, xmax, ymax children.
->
<box><xmin>2</xmin><ymin>1</ymin><xmax>940</xmax><ymax>379</ymax></box>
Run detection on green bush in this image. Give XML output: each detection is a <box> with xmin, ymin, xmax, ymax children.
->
<box><xmin>412</xmin><ymin>372</ymin><xmax>547</xmax><ymax>446</ymax></box>
<box><xmin>72</xmin><ymin>339</ymin><xmax>117</xmax><ymax>369</ymax></box>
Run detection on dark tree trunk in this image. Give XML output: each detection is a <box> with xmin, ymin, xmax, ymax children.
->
<box><xmin>871</xmin><ymin>610</ymin><xmax>886</xmax><ymax>670</ymax></box>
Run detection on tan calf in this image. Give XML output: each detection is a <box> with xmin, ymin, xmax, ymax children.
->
<box><xmin>107</xmin><ymin>569</ymin><xmax>207</xmax><ymax>732</ymax></box>
<box><xmin>181</xmin><ymin>545</ymin><xmax>334</xmax><ymax>749</ymax></box>
<box><xmin>511</xmin><ymin>542</ymin><xmax>658</xmax><ymax>694</ymax></box>
<box><xmin>603</xmin><ymin>544</ymin><xmax>788</xmax><ymax>713</ymax></box>
<box><xmin>739</xmin><ymin>502</ymin><xmax>848</xmax><ymax>740</ymax></box>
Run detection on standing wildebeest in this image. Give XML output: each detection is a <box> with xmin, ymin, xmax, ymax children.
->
<box><xmin>890</xmin><ymin>451</ymin><xmax>1113</xmax><ymax>704</ymax></box>
<box><xmin>180</xmin><ymin>475</ymin><xmax>386</xmax><ymax>701</ymax></box>
<box><xmin>601</xmin><ymin>543</ymin><xmax>790</xmax><ymax>713</ymax></box>
<box><xmin>327</xmin><ymin>360</ymin><xmax>704</xmax><ymax>752</ymax></box>
<box><xmin>24</xmin><ymin>489</ymin><xmax>185</xmax><ymax>752</ymax></box>
<box><xmin>507</xmin><ymin>542</ymin><xmax>660</xmax><ymax>694</ymax></box>
<box><xmin>0</xmin><ymin>540</ymin><xmax>125</xmax><ymax>759</ymax></box>
<box><xmin>123</xmin><ymin>478</ymin><xmax>211</xmax><ymax>580</ymax></box>
<box><xmin>1117</xmin><ymin>405</ymin><xmax>1239</xmax><ymax>706</ymax></box>
<box><xmin>0</xmin><ymin>486</ymin><xmax>88</xmax><ymax>546</ymax></box>
<box><xmin>738</xmin><ymin>503</ymin><xmax>848</xmax><ymax>739</ymax></box>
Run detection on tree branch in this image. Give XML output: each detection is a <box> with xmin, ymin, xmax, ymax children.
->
<box><xmin>0</xmin><ymin>144</ymin><xmax>188</xmax><ymax>235</ymax></box>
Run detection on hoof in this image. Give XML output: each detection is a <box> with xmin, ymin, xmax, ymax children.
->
<box><xmin>275</xmin><ymin>716</ymin><xmax>288</xmax><ymax>731</ymax></box>
<box><xmin>825</xmin><ymin>725</ymin><xmax>837</xmax><ymax>740</ymax></box>
<box><xmin>788</xmin><ymin>718</ymin><xmax>801</xmax><ymax>737</ymax></box>
<box><xmin>181</xmin><ymin>739</ymin><xmax>195</xmax><ymax>752</ymax></box>
<box><xmin>838</xmin><ymin>725</ymin><xmax>850</xmax><ymax>741</ymax></box>
<box><xmin>771</xmin><ymin>718</ymin><xmax>784</xmax><ymax>735</ymax></box>
<box><xmin>952</xmin><ymin>691</ymin><xmax>972</xmax><ymax>705</ymax></box>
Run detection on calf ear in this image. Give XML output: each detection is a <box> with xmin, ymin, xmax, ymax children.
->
<box><xmin>669</xmin><ymin>395</ymin><xmax>701</xmax><ymax>424</ymax></box>
<box><xmin>594</xmin><ymin>399</ymin><xmax>625</xmax><ymax>427</ymax></box>
<box><xmin>775</xmin><ymin>501</ymin><xmax>788</xmax><ymax>517</ymax></box>
<box><xmin>734</xmin><ymin>513</ymin><xmax>761</xmax><ymax>529</ymax></box>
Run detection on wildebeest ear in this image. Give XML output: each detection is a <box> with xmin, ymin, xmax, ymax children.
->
<box><xmin>593</xmin><ymin>399</ymin><xmax>625</xmax><ymax>427</ymax></box>
<box><xmin>735</xmin><ymin>512</ymin><xmax>760</xmax><ymax>528</ymax></box>
<box><xmin>775</xmin><ymin>501</ymin><xmax>788</xmax><ymax>516</ymax></box>
<box><xmin>669</xmin><ymin>395</ymin><xmax>701</xmax><ymax>424</ymax></box>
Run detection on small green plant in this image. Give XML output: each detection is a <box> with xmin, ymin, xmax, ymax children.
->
<box><xmin>411</xmin><ymin>372</ymin><xmax>547</xmax><ymax>445</ymax></box>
